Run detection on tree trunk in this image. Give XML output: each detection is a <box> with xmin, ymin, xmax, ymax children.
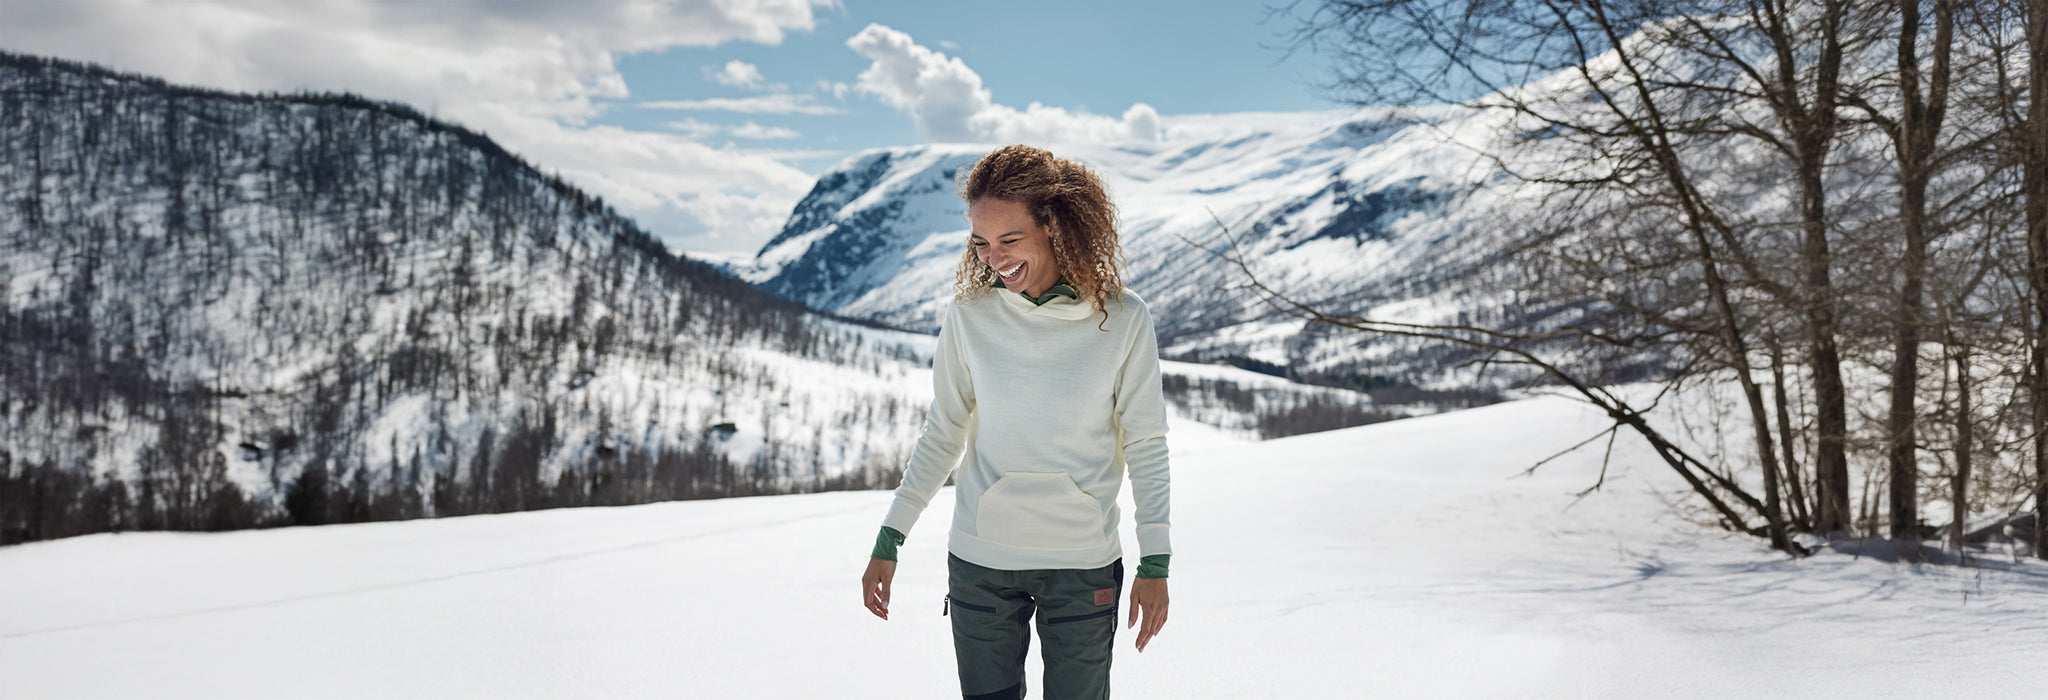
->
<box><xmin>1885</xmin><ymin>179</ymin><xmax>1928</xmax><ymax>540</ymax></box>
<box><xmin>1950</xmin><ymin>336</ymin><xmax>1972</xmax><ymax>556</ymax></box>
<box><xmin>1770</xmin><ymin>336</ymin><xmax>1813</xmax><ymax>530</ymax></box>
<box><xmin>2026</xmin><ymin>0</ymin><xmax>2048</xmax><ymax>558</ymax></box>
<box><xmin>1802</xmin><ymin>145</ymin><xmax>1854</xmax><ymax>534</ymax></box>
<box><xmin>1687</xmin><ymin>210</ymin><xmax>1792</xmax><ymax>550</ymax></box>
<box><xmin>1886</xmin><ymin>0</ymin><xmax>1954</xmax><ymax>542</ymax></box>
<box><xmin>1739</xmin><ymin>0</ymin><xmax>1855</xmax><ymax>533</ymax></box>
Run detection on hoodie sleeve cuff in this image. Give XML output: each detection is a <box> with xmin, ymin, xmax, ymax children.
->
<box><xmin>870</xmin><ymin>526</ymin><xmax>906</xmax><ymax>561</ymax></box>
<box><xmin>1135</xmin><ymin>554</ymin><xmax>1171</xmax><ymax>579</ymax></box>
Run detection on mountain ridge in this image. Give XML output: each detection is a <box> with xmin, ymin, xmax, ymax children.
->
<box><xmin>731</xmin><ymin>107</ymin><xmax>1586</xmax><ymax>390</ymax></box>
<box><xmin>0</xmin><ymin>50</ymin><xmax>935</xmax><ymax>542</ymax></box>
<box><xmin>0</xmin><ymin>51</ymin><xmax>1388</xmax><ymax>545</ymax></box>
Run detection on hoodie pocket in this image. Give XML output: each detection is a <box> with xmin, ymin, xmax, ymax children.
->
<box><xmin>976</xmin><ymin>471</ymin><xmax>1107</xmax><ymax>550</ymax></box>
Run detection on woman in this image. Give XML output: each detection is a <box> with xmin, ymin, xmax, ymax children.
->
<box><xmin>859</xmin><ymin>145</ymin><xmax>1172</xmax><ymax>700</ymax></box>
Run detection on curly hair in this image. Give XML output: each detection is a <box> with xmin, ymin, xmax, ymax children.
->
<box><xmin>953</xmin><ymin>145</ymin><xmax>1126</xmax><ymax>324</ymax></box>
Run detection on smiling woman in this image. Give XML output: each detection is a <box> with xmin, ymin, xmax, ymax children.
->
<box><xmin>954</xmin><ymin>145</ymin><xmax>1126</xmax><ymax>323</ymax></box>
<box><xmin>860</xmin><ymin>145</ymin><xmax>1173</xmax><ymax>699</ymax></box>
<box><xmin>968</xmin><ymin>198</ymin><xmax>1063</xmax><ymax>300</ymax></box>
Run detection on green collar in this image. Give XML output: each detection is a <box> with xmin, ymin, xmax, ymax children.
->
<box><xmin>992</xmin><ymin>276</ymin><xmax>1079</xmax><ymax>306</ymax></box>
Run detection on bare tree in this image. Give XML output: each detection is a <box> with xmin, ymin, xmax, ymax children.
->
<box><xmin>1286</xmin><ymin>0</ymin><xmax>1891</xmax><ymax>547</ymax></box>
<box><xmin>1944</xmin><ymin>318</ymin><xmax>1973</xmax><ymax>554</ymax></box>
<box><xmin>2023</xmin><ymin>0</ymin><xmax>2048</xmax><ymax>558</ymax></box>
<box><xmin>1857</xmin><ymin>0</ymin><xmax>1956</xmax><ymax>543</ymax></box>
<box><xmin>1981</xmin><ymin>0</ymin><xmax>2048</xmax><ymax>556</ymax></box>
<box><xmin>1286</xmin><ymin>0</ymin><xmax>2048</xmax><ymax>557</ymax></box>
<box><xmin>1187</xmin><ymin>219</ymin><xmax>1795</xmax><ymax>551</ymax></box>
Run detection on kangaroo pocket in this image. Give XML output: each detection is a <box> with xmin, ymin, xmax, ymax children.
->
<box><xmin>975</xmin><ymin>471</ymin><xmax>1108</xmax><ymax>550</ymax></box>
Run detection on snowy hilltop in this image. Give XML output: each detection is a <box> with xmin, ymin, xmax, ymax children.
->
<box><xmin>0</xmin><ymin>52</ymin><xmax>948</xmax><ymax>541</ymax></box>
<box><xmin>0</xmin><ymin>52</ymin><xmax>1377</xmax><ymax>544</ymax></box>
<box><xmin>733</xmin><ymin>106</ymin><xmax>1609</xmax><ymax>390</ymax></box>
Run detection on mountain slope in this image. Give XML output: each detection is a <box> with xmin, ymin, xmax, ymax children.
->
<box><xmin>0</xmin><ymin>52</ymin><xmax>1390</xmax><ymax>544</ymax></box>
<box><xmin>736</xmin><ymin>108</ymin><xmax>1589</xmax><ymax>389</ymax></box>
<box><xmin>0</xmin><ymin>52</ymin><xmax>938</xmax><ymax>541</ymax></box>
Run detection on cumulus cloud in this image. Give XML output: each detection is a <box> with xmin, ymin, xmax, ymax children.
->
<box><xmin>665</xmin><ymin>118</ymin><xmax>726</xmax><ymax>137</ymax></box>
<box><xmin>815</xmin><ymin>79</ymin><xmax>852</xmax><ymax>100</ymax></box>
<box><xmin>731</xmin><ymin>122</ymin><xmax>801</xmax><ymax>139</ymax></box>
<box><xmin>666</xmin><ymin>118</ymin><xmax>800</xmax><ymax>140</ymax></box>
<box><xmin>0</xmin><ymin>0</ymin><xmax>836</xmax><ymax>255</ymax></box>
<box><xmin>508</xmin><ymin>120</ymin><xmax>814</xmax><ymax>223</ymax></box>
<box><xmin>844</xmin><ymin>23</ymin><xmax>1160</xmax><ymax>145</ymax></box>
<box><xmin>711</xmin><ymin>60</ymin><xmax>767</xmax><ymax>89</ymax></box>
<box><xmin>1122</xmin><ymin>104</ymin><xmax>1162</xmax><ymax>142</ymax></box>
<box><xmin>643</xmin><ymin>94</ymin><xmax>841</xmax><ymax>114</ymax></box>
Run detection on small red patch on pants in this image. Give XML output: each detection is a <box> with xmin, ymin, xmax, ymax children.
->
<box><xmin>1094</xmin><ymin>588</ymin><xmax>1114</xmax><ymax>606</ymax></box>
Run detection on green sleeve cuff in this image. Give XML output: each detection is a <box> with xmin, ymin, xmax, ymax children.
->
<box><xmin>1136</xmin><ymin>553</ymin><xmax>1170</xmax><ymax>579</ymax></box>
<box><xmin>871</xmin><ymin>526</ymin><xmax>906</xmax><ymax>561</ymax></box>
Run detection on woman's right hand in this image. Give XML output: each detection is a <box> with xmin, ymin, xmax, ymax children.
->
<box><xmin>862</xmin><ymin>557</ymin><xmax>898</xmax><ymax>620</ymax></box>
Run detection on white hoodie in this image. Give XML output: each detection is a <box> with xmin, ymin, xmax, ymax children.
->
<box><xmin>881</xmin><ymin>286</ymin><xmax>1172</xmax><ymax>570</ymax></box>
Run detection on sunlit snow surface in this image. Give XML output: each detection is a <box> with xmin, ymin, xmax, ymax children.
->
<box><xmin>4</xmin><ymin>388</ymin><xmax>2043</xmax><ymax>698</ymax></box>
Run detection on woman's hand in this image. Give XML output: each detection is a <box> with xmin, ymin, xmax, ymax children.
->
<box><xmin>862</xmin><ymin>557</ymin><xmax>898</xmax><ymax>620</ymax></box>
<box><xmin>1128</xmin><ymin>577</ymin><xmax>1169</xmax><ymax>651</ymax></box>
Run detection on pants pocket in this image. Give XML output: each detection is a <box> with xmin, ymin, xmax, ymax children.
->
<box><xmin>975</xmin><ymin>471</ymin><xmax>1107</xmax><ymax>550</ymax></box>
<box><xmin>948</xmin><ymin>595</ymin><xmax>1000</xmax><ymax>615</ymax></box>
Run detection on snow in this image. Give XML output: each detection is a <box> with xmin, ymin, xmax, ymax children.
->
<box><xmin>1157</xmin><ymin>359</ymin><xmax>1305</xmax><ymax>389</ymax></box>
<box><xmin>4</xmin><ymin>388</ymin><xmax>2045</xmax><ymax>698</ymax></box>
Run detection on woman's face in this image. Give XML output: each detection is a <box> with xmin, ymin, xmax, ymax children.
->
<box><xmin>968</xmin><ymin>197</ymin><xmax>1061</xmax><ymax>298</ymax></box>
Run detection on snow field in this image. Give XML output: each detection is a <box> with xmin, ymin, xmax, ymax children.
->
<box><xmin>3</xmin><ymin>390</ymin><xmax>2045</xmax><ymax>698</ymax></box>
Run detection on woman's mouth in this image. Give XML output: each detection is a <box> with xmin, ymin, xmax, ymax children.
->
<box><xmin>999</xmin><ymin>262</ymin><xmax>1024</xmax><ymax>281</ymax></box>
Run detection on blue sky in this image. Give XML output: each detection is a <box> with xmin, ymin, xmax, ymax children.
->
<box><xmin>606</xmin><ymin>0</ymin><xmax>1343</xmax><ymax>173</ymax></box>
<box><xmin>0</xmin><ymin>0</ymin><xmax>1350</xmax><ymax>256</ymax></box>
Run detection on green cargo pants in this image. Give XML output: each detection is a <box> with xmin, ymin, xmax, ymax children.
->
<box><xmin>946</xmin><ymin>554</ymin><xmax>1123</xmax><ymax>700</ymax></box>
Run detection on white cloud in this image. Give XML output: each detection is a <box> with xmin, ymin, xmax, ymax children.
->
<box><xmin>0</xmin><ymin>0</ymin><xmax>837</xmax><ymax>256</ymax></box>
<box><xmin>711</xmin><ymin>60</ymin><xmax>766</xmax><ymax>89</ymax></box>
<box><xmin>844</xmin><ymin>23</ymin><xmax>1159</xmax><ymax>144</ymax></box>
<box><xmin>643</xmin><ymin>94</ymin><xmax>842</xmax><ymax>114</ymax></box>
<box><xmin>664</xmin><ymin>118</ymin><xmax>726</xmax><ymax>137</ymax></box>
<box><xmin>665</xmin><ymin>118</ymin><xmax>801</xmax><ymax>140</ymax></box>
<box><xmin>815</xmin><ymin>79</ymin><xmax>851</xmax><ymax>99</ymax></box>
<box><xmin>495</xmin><ymin>118</ymin><xmax>815</xmax><ymax>244</ymax></box>
<box><xmin>744</xmin><ymin>147</ymin><xmax>844</xmax><ymax>162</ymax></box>
<box><xmin>1122</xmin><ymin>103</ymin><xmax>1162</xmax><ymax>142</ymax></box>
<box><xmin>731</xmin><ymin>122</ymin><xmax>801</xmax><ymax>139</ymax></box>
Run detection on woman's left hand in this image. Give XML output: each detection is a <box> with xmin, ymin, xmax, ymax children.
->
<box><xmin>1127</xmin><ymin>577</ymin><xmax>1169</xmax><ymax>652</ymax></box>
<box><xmin>862</xmin><ymin>557</ymin><xmax>897</xmax><ymax>620</ymax></box>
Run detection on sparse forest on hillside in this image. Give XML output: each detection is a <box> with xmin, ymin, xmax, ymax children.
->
<box><xmin>0</xmin><ymin>53</ymin><xmax>933</xmax><ymax>544</ymax></box>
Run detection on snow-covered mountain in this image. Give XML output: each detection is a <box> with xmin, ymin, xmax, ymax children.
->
<box><xmin>736</xmin><ymin>107</ymin><xmax>1596</xmax><ymax>389</ymax></box>
<box><xmin>0</xmin><ymin>52</ymin><xmax>1378</xmax><ymax>544</ymax></box>
<box><xmin>0</xmin><ymin>52</ymin><xmax>953</xmax><ymax>541</ymax></box>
